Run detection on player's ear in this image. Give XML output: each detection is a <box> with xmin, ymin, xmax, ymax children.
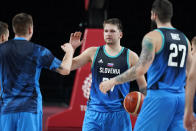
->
<box><xmin>151</xmin><ymin>11</ymin><xmax>156</xmax><ymax>20</ymax></box>
<box><xmin>120</xmin><ymin>32</ymin><xmax>123</xmax><ymax>39</ymax></box>
<box><xmin>28</xmin><ymin>25</ymin><xmax>33</xmax><ymax>35</ymax></box>
<box><xmin>1</xmin><ymin>34</ymin><xmax>5</xmax><ymax>42</ymax></box>
<box><xmin>155</xmin><ymin>13</ymin><xmax>158</xmax><ymax>20</ymax></box>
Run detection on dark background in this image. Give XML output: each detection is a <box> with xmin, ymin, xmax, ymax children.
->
<box><xmin>0</xmin><ymin>0</ymin><xmax>195</xmax><ymax>106</ymax></box>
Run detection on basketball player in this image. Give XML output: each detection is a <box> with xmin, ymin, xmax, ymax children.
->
<box><xmin>0</xmin><ymin>13</ymin><xmax>79</xmax><ymax>131</ymax></box>
<box><xmin>70</xmin><ymin>18</ymin><xmax>147</xmax><ymax>131</ymax></box>
<box><xmin>183</xmin><ymin>36</ymin><xmax>196</xmax><ymax>130</ymax></box>
<box><xmin>0</xmin><ymin>21</ymin><xmax>9</xmax><ymax>131</ymax></box>
<box><xmin>0</xmin><ymin>21</ymin><xmax>9</xmax><ymax>43</ymax></box>
<box><xmin>99</xmin><ymin>0</ymin><xmax>192</xmax><ymax>130</ymax></box>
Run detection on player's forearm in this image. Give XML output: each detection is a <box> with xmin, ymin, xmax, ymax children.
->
<box><xmin>185</xmin><ymin>86</ymin><xmax>195</xmax><ymax>112</ymax></box>
<box><xmin>136</xmin><ymin>75</ymin><xmax>147</xmax><ymax>95</ymax></box>
<box><xmin>139</xmin><ymin>87</ymin><xmax>147</xmax><ymax>96</ymax></box>
<box><xmin>114</xmin><ymin>66</ymin><xmax>137</xmax><ymax>85</ymax></box>
<box><xmin>185</xmin><ymin>57</ymin><xmax>196</xmax><ymax>112</ymax></box>
<box><xmin>58</xmin><ymin>50</ymin><xmax>74</xmax><ymax>75</ymax></box>
<box><xmin>185</xmin><ymin>77</ymin><xmax>196</xmax><ymax>112</ymax></box>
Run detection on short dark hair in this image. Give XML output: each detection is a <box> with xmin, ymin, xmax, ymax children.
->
<box><xmin>103</xmin><ymin>18</ymin><xmax>123</xmax><ymax>32</ymax></box>
<box><xmin>12</xmin><ymin>13</ymin><xmax>33</xmax><ymax>36</ymax></box>
<box><xmin>151</xmin><ymin>0</ymin><xmax>173</xmax><ymax>23</ymax></box>
<box><xmin>0</xmin><ymin>21</ymin><xmax>8</xmax><ymax>36</ymax></box>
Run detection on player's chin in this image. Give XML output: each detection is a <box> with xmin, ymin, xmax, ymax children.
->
<box><xmin>106</xmin><ymin>42</ymin><xmax>114</xmax><ymax>45</ymax></box>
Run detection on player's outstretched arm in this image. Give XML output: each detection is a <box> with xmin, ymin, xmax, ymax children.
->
<box><xmin>99</xmin><ymin>34</ymin><xmax>155</xmax><ymax>94</ymax></box>
<box><xmin>68</xmin><ymin>31</ymin><xmax>97</xmax><ymax>71</ymax></box>
<box><xmin>184</xmin><ymin>53</ymin><xmax>196</xmax><ymax>130</ymax></box>
<box><xmin>56</xmin><ymin>43</ymin><xmax>74</xmax><ymax>75</ymax></box>
<box><xmin>71</xmin><ymin>47</ymin><xmax>97</xmax><ymax>71</ymax></box>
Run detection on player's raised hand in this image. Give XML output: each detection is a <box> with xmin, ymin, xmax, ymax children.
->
<box><xmin>69</xmin><ymin>32</ymin><xmax>82</xmax><ymax>50</ymax></box>
<box><xmin>61</xmin><ymin>43</ymin><xmax>74</xmax><ymax>53</ymax></box>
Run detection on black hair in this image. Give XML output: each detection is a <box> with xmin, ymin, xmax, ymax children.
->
<box><xmin>152</xmin><ymin>0</ymin><xmax>173</xmax><ymax>23</ymax></box>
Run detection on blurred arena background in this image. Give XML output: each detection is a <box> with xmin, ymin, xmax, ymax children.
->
<box><xmin>0</xmin><ymin>0</ymin><xmax>195</xmax><ymax>130</ymax></box>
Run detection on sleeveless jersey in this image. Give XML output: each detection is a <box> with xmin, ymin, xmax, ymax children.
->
<box><xmin>147</xmin><ymin>28</ymin><xmax>188</xmax><ymax>92</ymax></box>
<box><xmin>88</xmin><ymin>45</ymin><xmax>130</xmax><ymax>112</ymax></box>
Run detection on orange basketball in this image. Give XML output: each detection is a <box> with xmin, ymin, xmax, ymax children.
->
<box><xmin>123</xmin><ymin>91</ymin><xmax>145</xmax><ymax>115</ymax></box>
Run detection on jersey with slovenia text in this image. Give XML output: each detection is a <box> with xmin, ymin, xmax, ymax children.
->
<box><xmin>88</xmin><ymin>45</ymin><xmax>131</xmax><ymax>112</ymax></box>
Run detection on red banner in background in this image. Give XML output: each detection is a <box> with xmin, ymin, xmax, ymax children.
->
<box><xmin>85</xmin><ymin>0</ymin><xmax>89</xmax><ymax>11</ymax></box>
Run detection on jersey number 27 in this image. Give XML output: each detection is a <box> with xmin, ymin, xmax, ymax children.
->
<box><xmin>168</xmin><ymin>43</ymin><xmax>186</xmax><ymax>67</ymax></box>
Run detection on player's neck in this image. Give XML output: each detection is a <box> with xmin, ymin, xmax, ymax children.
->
<box><xmin>15</xmin><ymin>34</ymin><xmax>31</xmax><ymax>41</ymax></box>
<box><xmin>105</xmin><ymin>43</ymin><xmax>122</xmax><ymax>56</ymax></box>
<box><xmin>157</xmin><ymin>22</ymin><xmax>173</xmax><ymax>28</ymax></box>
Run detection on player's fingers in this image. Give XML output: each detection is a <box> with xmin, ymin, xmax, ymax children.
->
<box><xmin>69</xmin><ymin>33</ymin><xmax>74</xmax><ymax>42</ymax></box>
<box><xmin>99</xmin><ymin>85</ymin><xmax>105</xmax><ymax>94</ymax></box>
<box><xmin>103</xmin><ymin>88</ymin><xmax>107</xmax><ymax>94</ymax></box>
<box><xmin>77</xmin><ymin>32</ymin><xmax>82</xmax><ymax>37</ymax></box>
<box><xmin>99</xmin><ymin>85</ymin><xmax>103</xmax><ymax>92</ymax></box>
<box><xmin>187</xmin><ymin>125</ymin><xmax>193</xmax><ymax>131</ymax></box>
<box><xmin>192</xmin><ymin>121</ymin><xmax>196</xmax><ymax>131</ymax></box>
<box><xmin>61</xmin><ymin>43</ymin><xmax>69</xmax><ymax>49</ymax></box>
<box><xmin>62</xmin><ymin>43</ymin><xmax>68</xmax><ymax>46</ymax></box>
<box><xmin>61</xmin><ymin>45</ymin><xmax>65</xmax><ymax>50</ymax></box>
<box><xmin>70</xmin><ymin>33</ymin><xmax>74</xmax><ymax>38</ymax></box>
<box><xmin>74</xmin><ymin>32</ymin><xmax>78</xmax><ymax>37</ymax></box>
<box><xmin>75</xmin><ymin>32</ymin><xmax>81</xmax><ymax>38</ymax></box>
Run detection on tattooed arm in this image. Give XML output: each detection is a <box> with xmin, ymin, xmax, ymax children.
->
<box><xmin>99</xmin><ymin>34</ymin><xmax>156</xmax><ymax>94</ymax></box>
<box><xmin>129</xmin><ymin>50</ymin><xmax>147</xmax><ymax>95</ymax></box>
<box><xmin>115</xmin><ymin>37</ymin><xmax>154</xmax><ymax>83</ymax></box>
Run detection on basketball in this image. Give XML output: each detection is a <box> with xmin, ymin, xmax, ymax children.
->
<box><xmin>123</xmin><ymin>91</ymin><xmax>145</xmax><ymax>115</ymax></box>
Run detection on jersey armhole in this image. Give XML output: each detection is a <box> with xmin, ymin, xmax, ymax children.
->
<box><xmin>183</xmin><ymin>35</ymin><xmax>189</xmax><ymax>46</ymax></box>
<box><xmin>91</xmin><ymin>47</ymin><xmax>100</xmax><ymax>69</ymax></box>
<box><xmin>127</xmin><ymin>49</ymin><xmax>131</xmax><ymax>68</ymax></box>
<box><xmin>154</xmin><ymin>29</ymin><xmax>165</xmax><ymax>54</ymax></box>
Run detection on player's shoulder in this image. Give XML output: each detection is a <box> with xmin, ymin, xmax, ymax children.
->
<box><xmin>87</xmin><ymin>46</ymin><xmax>99</xmax><ymax>50</ymax></box>
<box><xmin>145</xmin><ymin>30</ymin><xmax>161</xmax><ymax>39</ymax></box>
<box><xmin>143</xmin><ymin>30</ymin><xmax>162</xmax><ymax>45</ymax></box>
<box><xmin>0</xmin><ymin>40</ymin><xmax>10</xmax><ymax>47</ymax></box>
<box><xmin>83</xmin><ymin>46</ymin><xmax>99</xmax><ymax>54</ymax></box>
<box><xmin>128</xmin><ymin>50</ymin><xmax>139</xmax><ymax>64</ymax></box>
<box><xmin>32</xmin><ymin>42</ymin><xmax>46</xmax><ymax>49</ymax></box>
<box><xmin>29</xmin><ymin>42</ymin><xmax>51</xmax><ymax>53</ymax></box>
<box><xmin>128</xmin><ymin>49</ymin><xmax>138</xmax><ymax>58</ymax></box>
